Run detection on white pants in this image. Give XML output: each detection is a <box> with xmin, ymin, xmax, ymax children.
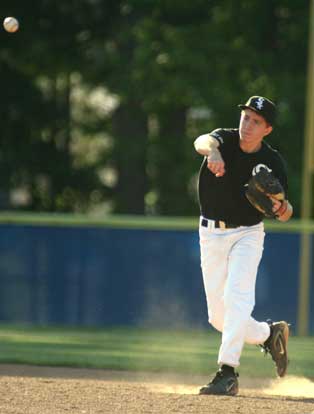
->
<box><xmin>199</xmin><ymin>218</ymin><xmax>271</xmax><ymax>367</ymax></box>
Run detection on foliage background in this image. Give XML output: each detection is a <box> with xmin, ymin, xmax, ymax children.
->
<box><xmin>0</xmin><ymin>0</ymin><xmax>310</xmax><ymax>217</ymax></box>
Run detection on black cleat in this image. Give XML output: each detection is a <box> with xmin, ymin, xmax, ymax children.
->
<box><xmin>261</xmin><ymin>320</ymin><xmax>290</xmax><ymax>377</ymax></box>
<box><xmin>199</xmin><ymin>368</ymin><xmax>239</xmax><ymax>396</ymax></box>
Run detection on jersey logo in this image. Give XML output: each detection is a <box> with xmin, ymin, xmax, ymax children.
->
<box><xmin>252</xmin><ymin>164</ymin><xmax>272</xmax><ymax>176</ymax></box>
<box><xmin>255</xmin><ymin>97</ymin><xmax>265</xmax><ymax>110</ymax></box>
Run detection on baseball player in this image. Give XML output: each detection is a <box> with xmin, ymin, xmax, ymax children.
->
<box><xmin>194</xmin><ymin>96</ymin><xmax>293</xmax><ymax>396</ymax></box>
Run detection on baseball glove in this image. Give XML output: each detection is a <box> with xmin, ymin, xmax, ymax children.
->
<box><xmin>245</xmin><ymin>169</ymin><xmax>285</xmax><ymax>218</ymax></box>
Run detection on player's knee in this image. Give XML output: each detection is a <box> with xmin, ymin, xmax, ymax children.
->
<box><xmin>210</xmin><ymin>317</ymin><xmax>223</xmax><ymax>332</ymax></box>
<box><xmin>223</xmin><ymin>290</ymin><xmax>255</xmax><ymax>313</ymax></box>
<box><xmin>207</xmin><ymin>305</ymin><xmax>223</xmax><ymax>332</ymax></box>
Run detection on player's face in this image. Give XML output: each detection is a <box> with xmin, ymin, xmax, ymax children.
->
<box><xmin>239</xmin><ymin>109</ymin><xmax>272</xmax><ymax>145</ymax></box>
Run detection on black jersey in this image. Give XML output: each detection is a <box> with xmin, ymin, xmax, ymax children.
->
<box><xmin>198</xmin><ymin>128</ymin><xmax>288</xmax><ymax>226</ymax></box>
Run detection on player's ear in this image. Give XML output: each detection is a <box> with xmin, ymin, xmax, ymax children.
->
<box><xmin>264</xmin><ymin>124</ymin><xmax>273</xmax><ymax>136</ymax></box>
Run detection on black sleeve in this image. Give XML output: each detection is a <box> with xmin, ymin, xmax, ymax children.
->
<box><xmin>208</xmin><ymin>129</ymin><xmax>225</xmax><ymax>146</ymax></box>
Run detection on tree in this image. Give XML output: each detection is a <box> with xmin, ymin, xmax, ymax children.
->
<box><xmin>0</xmin><ymin>0</ymin><xmax>309</xmax><ymax>216</ymax></box>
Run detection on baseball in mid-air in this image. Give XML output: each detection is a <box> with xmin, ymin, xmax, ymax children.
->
<box><xmin>3</xmin><ymin>17</ymin><xmax>19</xmax><ymax>33</ymax></box>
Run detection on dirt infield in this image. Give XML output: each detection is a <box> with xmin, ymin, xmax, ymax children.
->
<box><xmin>0</xmin><ymin>365</ymin><xmax>313</xmax><ymax>414</ymax></box>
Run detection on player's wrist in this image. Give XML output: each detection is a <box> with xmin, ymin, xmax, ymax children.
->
<box><xmin>275</xmin><ymin>200</ymin><xmax>288</xmax><ymax>217</ymax></box>
<box><xmin>275</xmin><ymin>200</ymin><xmax>293</xmax><ymax>221</ymax></box>
<box><xmin>207</xmin><ymin>148</ymin><xmax>223</xmax><ymax>161</ymax></box>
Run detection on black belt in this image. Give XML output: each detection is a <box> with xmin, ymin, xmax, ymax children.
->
<box><xmin>201</xmin><ymin>218</ymin><xmax>239</xmax><ymax>229</ymax></box>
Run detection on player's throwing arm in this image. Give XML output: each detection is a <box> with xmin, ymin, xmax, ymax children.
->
<box><xmin>194</xmin><ymin>134</ymin><xmax>225</xmax><ymax>177</ymax></box>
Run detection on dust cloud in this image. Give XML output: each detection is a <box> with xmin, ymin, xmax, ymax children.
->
<box><xmin>147</xmin><ymin>384</ymin><xmax>198</xmax><ymax>395</ymax></box>
<box><xmin>262</xmin><ymin>376</ymin><xmax>314</xmax><ymax>398</ymax></box>
<box><xmin>146</xmin><ymin>375</ymin><xmax>314</xmax><ymax>397</ymax></box>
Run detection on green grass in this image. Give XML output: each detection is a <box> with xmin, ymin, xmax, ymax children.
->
<box><xmin>0</xmin><ymin>325</ymin><xmax>313</xmax><ymax>379</ymax></box>
<box><xmin>0</xmin><ymin>211</ymin><xmax>313</xmax><ymax>233</ymax></box>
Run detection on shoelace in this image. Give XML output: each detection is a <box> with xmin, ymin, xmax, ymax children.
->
<box><xmin>260</xmin><ymin>322</ymin><xmax>273</xmax><ymax>356</ymax></box>
<box><xmin>260</xmin><ymin>343</ymin><xmax>271</xmax><ymax>355</ymax></box>
<box><xmin>210</xmin><ymin>371</ymin><xmax>224</xmax><ymax>384</ymax></box>
<box><xmin>210</xmin><ymin>370</ymin><xmax>238</xmax><ymax>384</ymax></box>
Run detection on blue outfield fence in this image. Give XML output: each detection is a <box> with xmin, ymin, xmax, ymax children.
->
<box><xmin>0</xmin><ymin>218</ymin><xmax>312</xmax><ymax>333</ymax></box>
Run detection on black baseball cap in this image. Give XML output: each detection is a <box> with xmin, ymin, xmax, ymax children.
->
<box><xmin>238</xmin><ymin>96</ymin><xmax>276</xmax><ymax>125</ymax></box>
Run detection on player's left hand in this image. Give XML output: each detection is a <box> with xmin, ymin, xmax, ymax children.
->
<box><xmin>245</xmin><ymin>169</ymin><xmax>285</xmax><ymax>218</ymax></box>
<box><xmin>270</xmin><ymin>197</ymin><xmax>282</xmax><ymax>213</ymax></box>
<box><xmin>270</xmin><ymin>198</ymin><xmax>292</xmax><ymax>221</ymax></box>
